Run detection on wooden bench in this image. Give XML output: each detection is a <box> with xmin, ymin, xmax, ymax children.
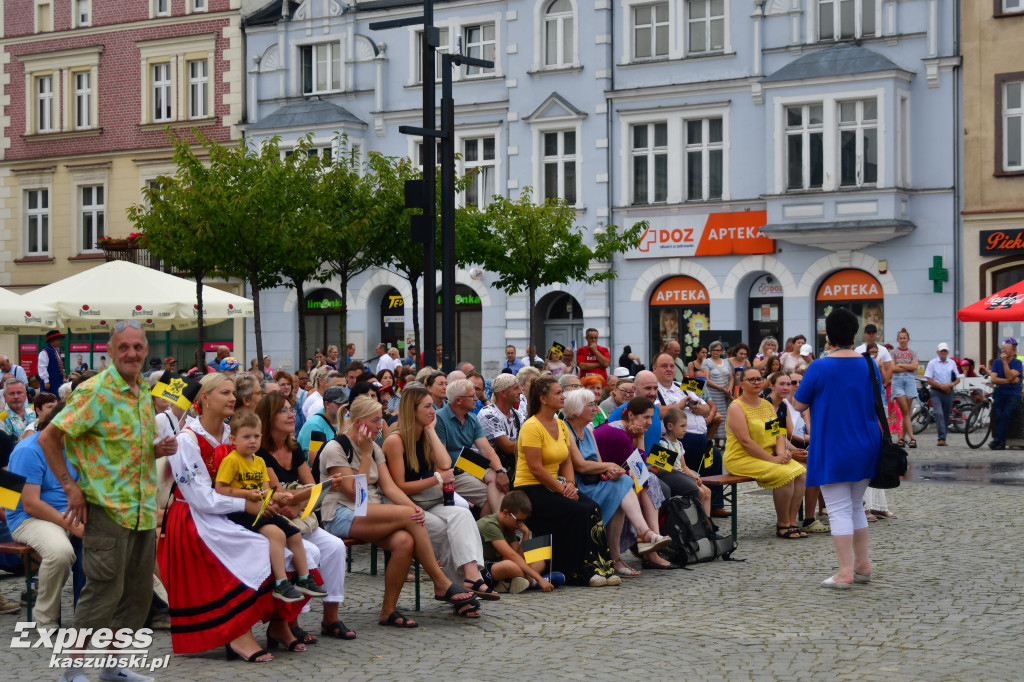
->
<box><xmin>0</xmin><ymin>542</ymin><xmax>38</xmax><ymax>622</ymax></box>
<box><xmin>700</xmin><ymin>475</ymin><xmax>754</xmax><ymax>542</ymax></box>
<box><xmin>343</xmin><ymin>539</ymin><xmax>421</xmax><ymax>611</ymax></box>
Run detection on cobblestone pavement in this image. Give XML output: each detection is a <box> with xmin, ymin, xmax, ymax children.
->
<box><xmin>1</xmin><ymin>431</ymin><xmax>1022</xmax><ymax>681</ymax></box>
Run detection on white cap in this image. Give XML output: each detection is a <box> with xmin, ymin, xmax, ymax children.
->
<box><xmin>613</xmin><ymin>366</ymin><xmax>633</xmax><ymax>380</ymax></box>
<box><xmin>799</xmin><ymin>344</ymin><xmax>813</xmax><ymax>356</ymax></box>
<box><xmin>937</xmin><ymin>342</ymin><xmax>949</xmax><ymax>351</ymax></box>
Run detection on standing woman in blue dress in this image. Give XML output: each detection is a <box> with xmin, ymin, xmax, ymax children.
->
<box><xmin>790</xmin><ymin>308</ymin><xmax>881</xmax><ymax>589</ymax></box>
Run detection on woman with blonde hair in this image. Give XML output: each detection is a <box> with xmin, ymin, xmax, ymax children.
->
<box><xmin>753</xmin><ymin>337</ymin><xmax>779</xmax><ymax>372</ymax></box>
<box><xmin>319</xmin><ymin>396</ymin><xmax>483</xmax><ymax>625</ymax></box>
<box><xmin>382</xmin><ymin>387</ymin><xmax>497</xmax><ymax>605</ymax></box>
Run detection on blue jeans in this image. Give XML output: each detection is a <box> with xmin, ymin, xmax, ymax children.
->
<box><xmin>932</xmin><ymin>390</ymin><xmax>954</xmax><ymax>440</ymax></box>
<box><xmin>992</xmin><ymin>392</ymin><xmax>1020</xmax><ymax>444</ymax></box>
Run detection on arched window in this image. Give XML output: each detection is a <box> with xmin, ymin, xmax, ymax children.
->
<box><xmin>544</xmin><ymin>0</ymin><xmax>574</xmax><ymax>67</ymax></box>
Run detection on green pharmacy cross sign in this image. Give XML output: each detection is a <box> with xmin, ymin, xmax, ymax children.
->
<box><xmin>928</xmin><ymin>256</ymin><xmax>948</xmax><ymax>293</ymax></box>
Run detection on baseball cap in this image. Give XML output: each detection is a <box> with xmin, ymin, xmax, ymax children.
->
<box><xmin>613</xmin><ymin>366</ymin><xmax>634</xmax><ymax>381</ymax></box>
<box><xmin>799</xmin><ymin>344</ymin><xmax>813</xmax><ymax>356</ymax></box>
<box><xmin>149</xmin><ymin>358</ymin><xmax>161</xmax><ymax>368</ymax></box>
<box><xmin>164</xmin><ymin>356</ymin><xmax>176</xmax><ymax>364</ymax></box>
<box><xmin>864</xmin><ymin>324</ymin><xmax>878</xmax><ymax>334</ymax></box>
<box><xmin>937</xmin><ymin>343</ymin><xmax>949</xmax><ymax>352</ymax></box>
<box><xmin>1004</xmin><ymin>337</ymin><xmax>1018</xmax><ymax>346</ymax></box>
<box><xmin>959</xmin><ymin>359</ymin><xmax>970</xmax><ymax>366</ymax></box>
<box><xmin>323</xmin><ymin>386</ymin><xmax>348</xmax><ymax>405</ymax></box>
<box><xmin>219</xmin><ymin>357</ymin><xmax>240</xmax><ymax>371</ymax></box>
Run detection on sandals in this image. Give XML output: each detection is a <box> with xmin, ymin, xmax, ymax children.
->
<box><xmin>291</xmin><ymin>625</ymin><xmax>317</xmax><ymax>645</ymax></box>
<box><xmin>896</xmin><ymin>438</ymin><xmax>906</xmax><ymax>447</ymax></box>
<box><xmin>463</xmin><ymin>578</ymin><xmax>501</xmax><ymax>601</ymax></box>
<box><xmin>640</xmin><ymin>558</ymin><xmax>683</xmax><ymax>570</ymax></box>
<box><xmin>613</xmin><ymin>561</ymin><xmax>641</xmax><ymax>577</ymax></box>
<box><xmin>908</xmin><ymin>439</ymin><xmax>917</xmax><ymax>449</ymax></box>
<box><xmin>320</xmin><ymin>620</ymin><xmax>356</xmax><ymax>640</ymax></box>
<box><xmin>378</xmin><ymin>610</ymin><xmax>418</xmax><ymax>628</ymax></box>
<box><xmin>871</xmin><ymin>510</ymin><xmax>898</xmax><ymax>520</ymax></box>
<box><xmin>225</xmin><ymin>644</ymin><xmax>273</xmax><ymax>663</ymax></box>
<box><xmin>452</xmin><ymin>601</ymin><xmax>481</xmax><ymax>618</ymax></box>
<box><xmin>433</xmin><ymin>583</ymin><xmax>480</xmax><ymax>606</ymax></box>
<box><xmin>775</xmin><ymin>525</ymin><xmax>806</xmax><ymax>539</ymax></box>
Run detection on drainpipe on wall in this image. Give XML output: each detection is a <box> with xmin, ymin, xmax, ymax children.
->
<box><xmin>952</xmin><ymin>0</ymin><xmax>962</xmax><ymax>353</ymax></box>
<box><xmin>606</xmin><ymin>0</ymin><xmax>616</xmax><ymax>355</ymax></box>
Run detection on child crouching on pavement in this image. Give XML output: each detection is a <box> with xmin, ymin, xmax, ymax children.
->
<box><xmin>476</xmin><ymin>490</ymin><xmax>565</xmax><ymax>594</ymax></box>
<box><xmin>215</xmin><ymin>411</ymin><xmax>327</xmax><ymax>603</ymax></box>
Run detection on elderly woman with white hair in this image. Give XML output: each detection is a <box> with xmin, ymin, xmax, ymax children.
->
<box><xmin>562</xmin><ymin>388</ymin><xmax>671</xmax><ymax>576</ymax></box>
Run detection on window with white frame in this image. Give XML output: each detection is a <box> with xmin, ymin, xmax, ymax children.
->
<box><xmin>631</xmin><ymin>122</ymin><xmax>668</xmax><ymax>204</ymax></box>
<box><xmin>193</xmin><ymin>0</ymin><xmax>207</xmax><ymax>11</ymax></box>
<box><xmin>284</xmin><ymin>145</ymin><xmax>334</xmax><ymax>163</ymax></box>
<box><xmin>74</xmin><ymin>71</ymin><xmax>91</xmax><ymax>129</ymax></box>
<box><xmin>785</xmin><ymin>104</ymin><xmax>824</xmax><ymax>191</ymax></box>
<box><xmin>155</xmin><ymin>0</ymin><xmax>169</xmax><ymax>17</ymax></box>
<box><xmin>76</xmin><ymin>0</ymin><xmax>90</xmax><ymax>27</ymax></box>
<box><xmin>838</xmin><ymin>98</ymin><xmax>878</xmax><ymax>187</ymax></box>
<box><xmin>543</xmin><ymin>130</ymin><xmax>577</xmax><ymax>205</ymax></box>
<box><xmin>685</xmin><ymin>117</ymin><xmax>724</xmax><ymax>200</ymax></box>
<box><xmin>464</xmin><ymin>24</ymin><xmax>496</xmax><ymax>76</ymax></box>
<box><xmin>1003</xmin><ymin>0</ymin><xmax>1023</xmax><ymax>12</ymax></box>
<box><xmin>188</xmin><ymin>59</ymin><xmax>208</xmax><ymax>119</ymax></box>
<box><xmin>80</xmin><ymin>185</ymin><xmax>105</xmax><ymax>252</ymax></box>
<box><xmin>152</xmin><ymin>63</ymin><xmax>172</xmax><ymax>122</ymax></box>
<box><xmin>417</xmin><ymin>28</ymin><xmax>449</xmax><ymax>83</ymax></box>
<box><xmin>688</xmin><ymin>0</ymin><xmax>725</xmax><ymax>54</ymax></box>
<box><xmin>544</xmin><ymin>0</ymin><xmax>575</xmax><ymax>67</ymax></box>
<box><xmin>634</xmin><ymin>3</ymin><xmax>669</xmax><ymax>59</ymax></box>
<box><xmin>302</xmin><ymin>43</ymin><xmax>341</xmax><ymax>94</ymax></box>
<box><xmin>36</xmin><ymin>75</ymin><xmax>54</xmax><ymax>133</ymax></box>
<box><xmin>817</xmin><ymin>0</ymin><xmax>877</xmax><ymax>41</ymax></box>
<box><xmin>463</xmin><ymin>137</ymin><xmax>496</xmax><ymax>207</ymax></box>
<box><xmin>1003</xmin><ymin>80</ymin><xmax>1023</xmax><ymax>172</ymax></box>
<box><xmin>25</xmin><ymin>189</ymin><xmax>49</xmax><ymax>256</ymax></box>
<box><xmin>417</xmin><ymin>141</ymin><xmax>443</xmax><ymax>169</ymax></box>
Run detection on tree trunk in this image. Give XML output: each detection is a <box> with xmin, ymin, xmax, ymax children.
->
<box><xmin>295</xmin><ymin>279</ymin><xmax>308</xmax><ymax>373</ymax></box>
<box><xmin>195</xmin><ymin>273</ymin><xmax>207</xmax><ymax>373</ymax></box>
<box><xmin>338</xmin><ymin>268</ymin><xmax>349</xmax><ymax>373</ymax></box>
<box><xmin>528</xmin><ymin>284</ymin><xmax>536</xmax><ymax>369</ymax></box>
<box><xmin>250</xmin><ymin>273</ymin><xmax>264</xmax><ymax>374</ymax></box>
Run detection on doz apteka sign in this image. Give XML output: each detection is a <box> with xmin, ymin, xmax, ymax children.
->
<box><xmin>627</xmin><ymin>210</ymin><xmax>772</xmax><ymax>259</ymax></box>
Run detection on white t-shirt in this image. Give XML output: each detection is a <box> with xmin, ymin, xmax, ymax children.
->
<box><xmin>376</xmin><ymin>354</ymin><xmax>399</xmax><ymax>375</ymax></box>
<box><xmin>655</xmin><ymin>381</ymin><xmax>707</xmax><ymax>436</ymax></box>
<box><xmin>855</xmin><ymin>343</ymin><xmax>892</xmax><ymax>364</ymax></box>
<box><xmin>303</xmin><ymin>390</ymin><xmax>325</xmax><ymax>421</ymax></box>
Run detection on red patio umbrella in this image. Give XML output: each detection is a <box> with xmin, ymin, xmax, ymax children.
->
<box><xmin>958</xmin><ymin>279</ymin><xmax>1024</xmax><ymax>321</ymax></box>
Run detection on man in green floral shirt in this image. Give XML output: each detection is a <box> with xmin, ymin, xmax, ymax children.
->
<box><xmin>40</xmin><ymin>321</ymin><xmax>177</xmax><ymax>682</ymax></box>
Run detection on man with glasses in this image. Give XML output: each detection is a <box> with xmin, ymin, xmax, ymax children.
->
<box><xmin>40</xmin><ymin>319</ymin><xmax>177</xmax><ymax>682</ymax></box>
<box><xmin>559</xmin><ymin>374</ymin><xmax>582</xmax><ymax>391</ymax></box>
<box><xmin>599</xmin><ymin>379</ymin><xmax>635</xmax><ymax>415</ymax></box>
<box><xmin>435</xmin><ymin>378</ymin><xmax>507</xmax><ymax>516</ymax></box>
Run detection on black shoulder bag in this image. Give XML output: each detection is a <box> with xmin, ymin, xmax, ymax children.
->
<box><xmin>866</xmin><ymin>355</ymin><xmax>908</xmax><ymax>489</ymax></box>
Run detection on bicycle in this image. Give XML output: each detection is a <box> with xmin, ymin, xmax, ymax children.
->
<box><xmin>965</xmin><ymin>396</ymin><xmax>993</xmax><ymax>449</ymax></box>
<box><xmin>911</xmin><ymin>384</ymin><xmax>974</xmax><ymax>435</ymax></box>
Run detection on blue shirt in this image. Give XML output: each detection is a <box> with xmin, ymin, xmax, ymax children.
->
<box><xmin>793</xmin><ymin>356</ymin><xmax>882</xmax><ymax>487</ymax></box>
<box><xmin>297</xmin><ymin>411</ymin><xmax>335</xmax><ymax>456</ymax></box>
<box><xmin>502</xmin><ymin>358</ymin><xmax>526</xmax><ymax>375</ymax></box>
<box><xmin>434</xmin><ymin>404</ymin><xmax>486</xmax><ymax>458</ymax></box>
<box><xmin>607</xmin><ymin>403</ymin><xmax>662</xmax><ymax>453</ymax></box>
<box><xmin>7</xmin><ymin>432</ymin><xmax>79</xmax><ymax>533</ymax></box>
<box><xmin>992</xmin><ymin>358</ymin><xmax>1023</xmax><ymax>396</ymax></box>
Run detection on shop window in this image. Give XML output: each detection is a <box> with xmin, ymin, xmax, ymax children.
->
<box><xmin>814</xmin><ymin>270</ymin><xmax>884</xmax><ymax>350</ymax></box>
<box><xmin>649</xmin><ymin>276</ymin><xmax>710</xmax><ymax>357</ymax></box>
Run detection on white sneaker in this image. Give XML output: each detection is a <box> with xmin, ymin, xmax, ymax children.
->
<box><xmin>507</xmin><ymin>577</ymin><xmax>530</xmax><ymax>595</ymax></box>
<box><xmin>98</xmin><ymin>668</ymin><xmax>155</xmax><ymax>682</ymax></box>
<box><xmin>588</xmin><ymin>574</ymin><xmax>607</xmax><ymax>587</ymax></box>
<box><xmin>604</xmin><ymin>574</ymin><xmax>622</xmax><ymax>586</ymax></box>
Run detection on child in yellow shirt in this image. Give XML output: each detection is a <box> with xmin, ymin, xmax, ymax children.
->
<box><xmin>215</xmin><ymin>411</ymin><xmax>326</xmax><ymax>602</ymax></box>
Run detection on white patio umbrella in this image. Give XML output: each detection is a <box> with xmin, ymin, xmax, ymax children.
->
<box><xmin>20</xmin><ymin>260</ymin><xmax>254</xmax><ymax>333</ymax></box>
<box><xmin>0</xmin><ymin>286</ymin><xmax>60</xmax><ymax>334</ymax></box>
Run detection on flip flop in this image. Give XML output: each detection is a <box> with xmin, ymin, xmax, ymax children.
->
<box><xmin>463</xmin><ymin>578</ymin><xmax>501</xmax><ymax>601</ymax></box>
<box><xmin>378</xmin><ymin>610</ymin><xmax>418</xmax><ymax>628</ymax></box>
<box><xmin>434</xmin><ymin>583</ymin><xmax>480</xmax><ymax>606</ymax></box>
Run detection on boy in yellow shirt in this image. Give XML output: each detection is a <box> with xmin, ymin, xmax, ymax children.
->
<box><xmin>215</xmin><ymin>411</ymin><xmax>326</xmax><ymax>602</ymax></box>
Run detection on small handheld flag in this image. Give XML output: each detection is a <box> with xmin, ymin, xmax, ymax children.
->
<box><xmin>521</xmin><ymin>534</ymin><xmax>553</xmax><ymax>564</ymax></box>
<box><xmin>251</xmin><ymin>486</ymin><xmax>276</xmax><ymax>526</ymax></box>
<box><xmin>646</xmin><ymin>444</ymin><xmax>678</xmax><ymax>472</ymax></box>
<box><xmin>353</xmin><ymin>474</ymin><xmax>369</xmax><ymax>517</ymax></box>
<box><xmin>549</xmin><ymin>342</ymin><xmax>566</xmax><ymax>358</ymax></box>
<box><xmin>308</xmin><ymin>430</ymin><xmax>327</xmax><ymax>455</ymax></box>
<box><xmin>0</xmin><ymin>470</ymin><xmax>26</xmax><ymax>510</ymax></box>
<box><xmin>300</xmin><ymin>482</ymin><xmax>328</xmax><ymax>519</ymax></box>
<box><xmin>625</xmin><ymin>448</ymin><xmax>650</xmax><ymax>486</ymax></box>
<box><xmin>152</xmin><ymin>371</ymin><xmax>202</xmax><ymax>412</ymax></box>
<box><xmin>764</xmin><ymin>418</ymin><xmax>786</xmax><ymax>438</ymax></box>
<box><xmin>454</xmin><ymin>447</ymin><xmax>490</xmax><ymax>481</ymax></box>
<box><xmin>682</xmin><ymin>376</ymin><xmax>707</xmax><ymax>393</ymax></box>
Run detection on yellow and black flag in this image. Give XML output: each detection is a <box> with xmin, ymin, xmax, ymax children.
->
<box><xmin>152</xmin><ymin>371</ymin><xmax>202</xmax><ymax>412</ymax></box>
<box><xmin>454</xmin><ymin>447</ymin><xmax>490</xmax><ymax>481</ymax></box>
<box><xmin>0</xmin><ymin>470</ymin><xmax>26</xmax><ymax>510</ymax></box>
<box><xmin>308</xmin><ymin>431</ymin><xmax>327</xmax><ymax>456</ymax></box>
<box><xmin>646</xmin><ymin>444</ymin><xmax>678</xmax><ymax>472</ymax></box>
<box><xmin>682</xmin><ymin>376</ymin><xmax>707</xmax><ymax>393</ymax></box>
<box><xmin>522</xmin><ymin>534</ymin><xmax>553</xmax><ymax>564</ymax></box>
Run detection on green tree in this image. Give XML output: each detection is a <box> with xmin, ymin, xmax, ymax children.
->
<box><xmin>315</xmin><ymin>138</ymin><xmax>383</xmax><ymax>371</ymax></box>
<box><xmin>469</xmin><ymin>188</ymin><xmax>647</xmax><ymax>357</ymax></box>
<box><xmin>127</xmin><ymin>132</ymin><xmax>222</xmax><ymax>371</ymax></box>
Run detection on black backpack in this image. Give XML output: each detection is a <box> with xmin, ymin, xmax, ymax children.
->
<box><xmin>662</xmin><ymin>493</ymin><xmax>737</xmax><ymax>565</ymax></box>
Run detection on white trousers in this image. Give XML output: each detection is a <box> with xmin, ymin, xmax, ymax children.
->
<box><xmin>821</xmin><ymin>479</ymin><xmax>871</xmax><ymax>536</ymax></box>
<box><xmin>424</xmin><ymin>504</ymin><xmax>484</xmax><ymax>583</ymax></box>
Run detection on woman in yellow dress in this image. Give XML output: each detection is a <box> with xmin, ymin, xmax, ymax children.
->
<box><xmin>725</xmin><ymin>367</ymin><xmax>808</xmax><ymax>539</ymax></box>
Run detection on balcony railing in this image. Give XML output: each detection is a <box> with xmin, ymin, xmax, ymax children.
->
<box><xmin>100</xmin><ymin>243</ymin><xmax>187</xmax><ymax>275</ymax></box>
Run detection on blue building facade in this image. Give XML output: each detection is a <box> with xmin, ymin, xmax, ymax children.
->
<box><xmin>242</xmin><ymin>0</ymin><xmax>959</xmax><ymax>376</ymax></box>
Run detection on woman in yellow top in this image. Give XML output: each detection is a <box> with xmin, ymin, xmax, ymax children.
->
<box><xmin>515</xmin><ymin>377</ymin><xmax>618</xmax><ymax>587</ymax></box>
<box><xmin>725</xmin><ymin>368</ymin><xmax>808</xmax><ymax>539</ymax></box>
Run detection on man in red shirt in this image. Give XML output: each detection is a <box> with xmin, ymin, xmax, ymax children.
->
<box><xmin>576</xmin><ymin>327</ymin><xmax>610</xmax><ymax>381</ymax></box>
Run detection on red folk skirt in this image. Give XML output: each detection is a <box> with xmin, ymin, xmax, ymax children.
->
<box><xmin>157</xmin><ymin>499</ymin><xmax>307</xmax><ymax>654</ymax></box>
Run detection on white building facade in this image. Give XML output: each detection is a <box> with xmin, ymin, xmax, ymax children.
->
<box><xmin>242</xmin><ymin>0</ymin><xmax>960</xmax><ymax>377</ymax></box>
